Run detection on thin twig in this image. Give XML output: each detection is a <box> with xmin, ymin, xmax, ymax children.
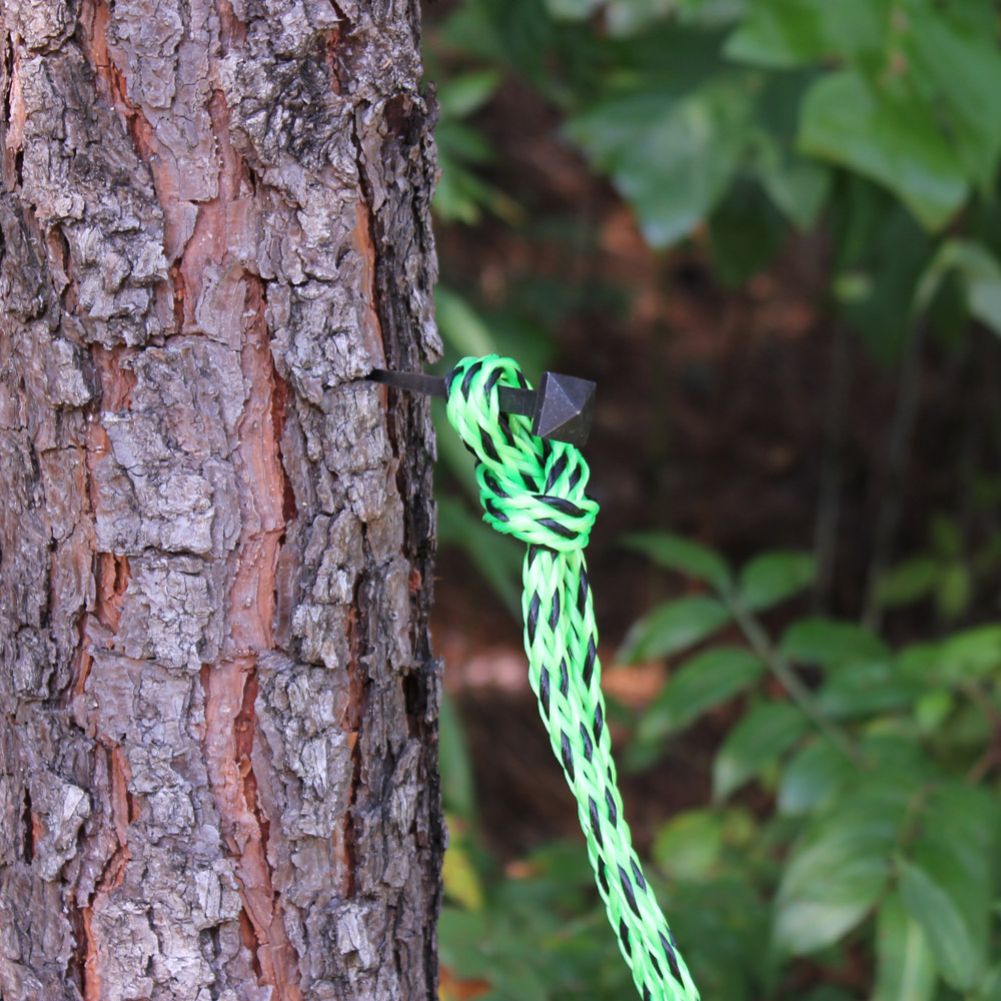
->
<box><xmin>724</xmin><ymin>593</ymin><xmax>861</xmax><ymax>762</ymax></box>
<box><xmin>960</xmin><ymin>680</ymin><xmax>1001</xmax><ymax>784</ymax></box>
<box><xmin>862</xmin><ymin>319</ymin><xmax>928</xmax><ymax>630</ymax></box>
<box><xmin>813</xmin><ymin>322</ymin><xmax>852</xmax><ymax>612</ymax></box>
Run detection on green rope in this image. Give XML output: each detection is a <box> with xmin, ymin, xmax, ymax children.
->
<box><xmin>444</xmin><ymin>355</ymin><xmax>700</xmax><ymax>1001</ymax></box>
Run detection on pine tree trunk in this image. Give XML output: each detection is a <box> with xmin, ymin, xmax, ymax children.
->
<box><xmin>0</xmin><ymin>1</ymin><xmax>442</xmax><ymax>998</ymax></box>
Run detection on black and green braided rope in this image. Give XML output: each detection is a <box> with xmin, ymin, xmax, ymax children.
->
<box><xmin>444</xmin><ymin>355</ymin><xmax>700</xmax><ymax>1001</ymax></box>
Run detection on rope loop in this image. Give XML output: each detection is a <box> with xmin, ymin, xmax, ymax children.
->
<box><xmin>443</xmin><ymin>354</ymin><xmax>700</xmax><ymax>1001</ymax></box>
<box><xmin>445</xmin><ymin>355</ymin><xmax>599</xmax><ymax>553</ymax></box>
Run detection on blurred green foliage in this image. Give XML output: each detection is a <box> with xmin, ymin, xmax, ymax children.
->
<box><xmin>427</xmin><ymin>2</ymin><xmax>1001</xmax><ymax>998</ymax></box>
<box><xmin>429</xmin><ymin>0</ymin><xmax>1001</xmax><ymax>612</ymax></box>
<box><xmin>440</xmin><ymin>537</ymin><xmax>1001</xmax><ymax>1000</ymax></box>
<box><xmin>431</xmin><ymin>0</ymin><xmax>1001</xmax><ymax>358</ymax></box>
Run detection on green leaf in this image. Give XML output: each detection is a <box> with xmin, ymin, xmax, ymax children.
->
<box><xmin>438</xmin><ymin>907</ymin><xmax>489</xmax><ymax>976</ymax></box>
<box><xmin>638</xmin><ymin>647</ymin><xmax>764</xmax><ymax>742</ymax></box>
<box><xmin>607</xmin><ymin>0</ymin><xmax>746</xmax><ymax>35</ymax></box>
<box><xmin>675</xmin><ymin>0</ymin><xmax>748</xmax><ymax>28</ymax></box>
<box><xmin>540</xmin><ymin>0</ymin><xmax>600</xmax><ymax>19</ymax></box>
<box><xmin>750</xmin><ymin>69</ymin><xmax>831</xmax><ymax>230</ymax></box>
<box><xmin>858</xmin><ymin>732</ymin><xmax>931</xmax><ymax>781</ymax></box>
<box><xmin>779</xmin><ymin>616</ymin><xmax>887</xmax><ymax>666</ymax></box>
<box><xmin>901</xmin><ymin>8</ymin><xmax>1001</xmax><ymax>194</ymax></box>
<box><xmin>775</xmin><ymin>860</ymin><xmax>885</xmax><ymax>955</ymax></box>
<box><xmin>667</xmin><ymin>873</ymin><xmax>769</xmax><ymax>1000</ymax></box>
<box><xmin>437</xmin><ymin>70</ymin><xmax>502</xmax><ymax>119</ymax></box>
<box><xmin>898</xmin><ymin>860</ymin><xmax>982</xmax><ymax>990</ymax></box>
<box><xmin>935</xmin><ymin>562</ymin><xmax>972</xmax><ymax>622</ymax></box>
<box><xmin>900</xmin><ymin>784</ymin><xmax>999</xmax><ymax>991</ymax></box>
<box><xmin>436</xmin><ymin>119</ymin><xmax>494</xmax><ymax>165</ymax></box>
<box><xmin>434</xmin><ymin>152</ymin><xmax>489</xmax><ymax>225</ymax></box>
<box><xmin>623</xmin><ymin>531</ymin><xmax>731</xmax><ymax>590</ymax></box>
<box><xmin>713</xmin><ymin>701</ymin><xmax>807</xmax><ymax>800</ymax></box>
<box><xmin>435</xmin><ymin>287</ymin><xmax>497</xmax><ymax>357</ymax></box>
<box><xmin>973</xmin><ymin>963</ymin><xmax>1001</xmax><ymax>1001</ymax></box>
<box><xmin>816</xmin><ymin>661</ymin><xmax>915</xmax><ymax>720</ymax></box>
<box><xmin>872</xmin><ymin>891</ymin><xmax>937</xmax><ymax>1001</ymax></box>
<box><xmin>434</xmin><ymin>114</ymin><xmax>513</xmax><ymax>226</ymax></box>
<box><xmin>543</xmin><ymin>0</ymin><xmax>601</xmax><ymax>19</ymax></box>
<box><xmin>603</xmin><ymin>0</ymin><xmax>675</xmax><ymax>36</ymax></box>
<box><xmin>831</xmin><ymin>186</ymin><xmax>934</xmax><ymax>364</ymax></box>
<box><xmin>651</xmin><ymin>809</ymin><xmax>724</xmax><ymax>881</ymax></box>
<box><xmin>567</xmin><ymin>78</ymin><xmax>755</xmax><ymax>247</ymax></box>
<box><xmin>708</xmin><ymin>179</ymin><xmax>785</xmax><ymax>287</ymax></box>
<box><xmin>439</xmin><ymin>692</ymin><xmax>476</xmax><ymax>820</ymax></box>
<box><xmin>434</xmin><ymin>125</ymin><xmax>522</xmax><ymax>226</ymax></box>
<box><xmin>738</xmin><ymin>550</ymin><xmax>816</xmax><ymax>611</ymax></box>
<box><xmin>442</xmin><ymin>821</ymin><xmax>485</xmax><ymax>911</ymax></box>
<box><xmin>724</xmin><ymin>0</ymin><xmax>884</xmax><ymax>70</ymax></box>
<box><xmin>798</xmin><ymin>69</ymin><xmax>968</xmax><ymax>231</ymax></box>
<box><xmin>619</xmin><ymin>596</ymin><xmax>731</xmax><ymax>663</ymax></box>
<box><xmin>774</xmin><ymin>783</ymin><xmax>909</xmax><ymax>954</ymax></box>
<box><xmin>915</xmin><ymin>239</ymin><xmax>1001</xmax><ymax>337</ymax></box>
<box><xmin>755</xmin><ymin>137</ymin><xmax>830</xmax><ymax>229</ymax></box>
<box><xmin>875</xmin><ymin>556</ymin><xmax>939</xmax><ymax>609</ymax></box>
<box><xmin>936</xmin><ymin>625</ymin><xmax>1001</xmax><ymax>684</ymax></box>
<box><xmin>437</xmin><ymin>495</ymin><xmax>521</xmax><ymax>616</ymax></box>
<box><xmin>778</xmin><ymin>738</ymin><xmax>852</xmax><ymax>816</ymax></box>
<box><xmin>929</xmin><ymin>513</ymin><xmax>962</xmax><ymax>556</ymax></box>
<box><xmin>913</xmin><ymin>689</ymin><xmax>953</xmax><ymax>733</ymax></box>
<box><xmin>802</xmin><ymin>991</ymin><xmax>855</xmax><ymax>1001</ymax></box>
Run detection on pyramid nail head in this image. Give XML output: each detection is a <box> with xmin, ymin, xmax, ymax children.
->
<box><xmin>533</xmin><ymin>372</ymin><xmax>596</xmax><ymax>447</ymax></box>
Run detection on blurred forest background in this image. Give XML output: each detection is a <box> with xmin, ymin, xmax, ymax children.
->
<box><xmin>420</xmin><ymin>2</ymin><xmax>1001</xmax><ymax>999</ymax></box>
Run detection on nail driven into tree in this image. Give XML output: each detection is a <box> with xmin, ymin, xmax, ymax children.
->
<box><xmin>367</xmin><ymin>368</ymin><xmax>597</xmax><ymax>446</ymax></box>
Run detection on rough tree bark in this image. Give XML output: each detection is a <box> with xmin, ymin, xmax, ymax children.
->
<box><xmin>0</xmin><ymin>0</ymin><xmax>443</xmax><ymax>998</ymax></box>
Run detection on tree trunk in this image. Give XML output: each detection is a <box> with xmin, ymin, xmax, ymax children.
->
<box><xmin>0</xmin><ymin>0</ymin><xmax>442</xmax><ymax>998</ymax></box>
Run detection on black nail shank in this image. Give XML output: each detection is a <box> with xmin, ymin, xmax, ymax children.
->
<box><xmin>366</xmin><ymin>368</ymin><xmax>595</xmax><ymax>447</ymax></box>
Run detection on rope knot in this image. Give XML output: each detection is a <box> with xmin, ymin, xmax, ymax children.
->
<box><xmin>445</xmin><ymin>355</ymin><xmax>599</xmax><ymax>553</ymax></box>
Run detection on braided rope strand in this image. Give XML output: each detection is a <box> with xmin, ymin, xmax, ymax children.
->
<box><xmin>444</xmin><ymin>355</ymin><xmax>700</xmax><ymax>1001</ymax></box>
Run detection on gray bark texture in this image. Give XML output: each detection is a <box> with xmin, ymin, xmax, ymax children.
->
<box><xmin>0</xmin><ymin>0</ymin><xmax>443</xmax><ymax>998</ymax></box>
